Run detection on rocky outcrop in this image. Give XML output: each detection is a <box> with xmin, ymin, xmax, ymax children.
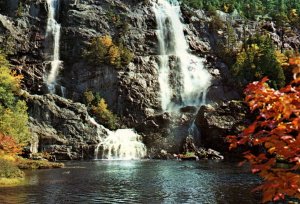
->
<box><xmin>182</xmin><ymin>135</ymin><xmax>224</xmax><ymax>160</ymax></box>
<box><xmin>138</xmin><ymin>110</ymin><xmax>198</xmax><ymax>158</ymax></box>
<box><xmin>0</xmin><ymin>0</ymin><xmax>48</xmax><ymax>93</ymax></box>
<box><xmin>25</xmin><ymin>92</ymin><xmax>108</xmax><ymax>160</ymax></box>
<box><xmin>194</xmin><ymin>100</ymin><xmax>251</xmax><ymax>153</ymax></box>
<box><xmin>58</xmin><ymin>0</ymin><xmax>161</xmax><ymax>123</ymax></box>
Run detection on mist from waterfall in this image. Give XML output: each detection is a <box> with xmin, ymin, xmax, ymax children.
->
<box><xmin>46</xmin><ymin>0</ymin><xmax>61</xmax><ymax>93</ymax></box>
<box><xmin>152</xmin><ymin>0</ymin><xmax>211</xmax><ymax>111</ymax></box>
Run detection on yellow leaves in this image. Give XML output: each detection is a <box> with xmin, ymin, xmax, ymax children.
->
<box><xmin>100</xmin><ymin>35</ymin><xmax>113</xmax><ymax>47</ymax></box>
<box><xmin>91</xmin><ymin>98</ymin><xmax>117</xmax><ymax>130</ymax></box>
<box><xmin>86</xmin><ymin>35</ymin><xmax>133</xmax><ymax>68</ymax></box>
<box><xmin>289</xmin><ymin>56</ymin><xmax>300</xmax><ymax>65</ymax></box>
<box><xmin>0</xmin><ymin>154</ymin><xmax>16</xmax><ymax>162</ymax></box>
<box><xmin>108</xmin><ymin>45</ymin><xmax>120</xmax><ymax>65</ymax></box>
<box><xmin>97</xmin><ymin>98</ymin><xmax>108</xmax><ymax>112</ymax></box>
<box><xmin>268</xmin><ymin>147</ymin><xmax>276</xmax><ymax>154</ymax></box>
<box><xmin>223</xmin><ymin>4</ymin><xmax>229</xmax><ymax>13</ymax></box>
<box><xmin>290</xmin><ymin>9</ymin><xmax>298</xmax><ymax>17</ymax></box>
<box><xmin>84</xmin><ymin>91</ymin><xmax>95</xmax><ymax>105</ymax></box>
<box><xmin>275</xmin><ymin>51</ymin><xmax>289</xmax><ymax>67</ymax></box>
<box><xmin>250</xmin><ymin>43</ymin><xmax>259</xmax><ymax>51</ymax></box>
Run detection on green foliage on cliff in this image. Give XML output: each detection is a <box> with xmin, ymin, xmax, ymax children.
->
<box><xmin>0</xmin><ymin>52</ymin><xmax>30</xmax><ymax>145</ymax></box>
<box><xmin>84</xmin><ymin>91</ymin><xmax>118</xmax><ymax>130</ymax></box>
<box><xmin>181</xmin><ymin>0</ymin><xmax>300</xmax><ymax>22</ymax></box>
<box><xmin>84</xmin><ymin>35</ymin><xmax>133</xmax><ymax>69</ymax></box>
<box><xmin>231</xmin><ymin>35</ymin><xmax>285</xmax><ymax>88</ymax></box>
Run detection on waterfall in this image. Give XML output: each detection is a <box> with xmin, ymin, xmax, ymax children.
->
<box><xmin>95</xmin><ymin>129</ymin><xmax>147</xmax><ymax>160</ymax></box>
<box><xmin>45</xmin><ymin>0</ymin><xmax>61</xmax><ymax>93</ymax></box>
<box><xmin>89</xmin><ymin>118</ymin><xmax>147</xmax><ymax>160</ymax></box>
<box><xmin>152</xmin><ymin>0</ymin><xmax>211</xmax><ymax>111</ymax></box>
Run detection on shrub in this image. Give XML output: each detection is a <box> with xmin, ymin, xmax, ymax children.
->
<box><xmin>0</xmin><ymin>158</ymin><xmax>23</xmax><ymax>179</ymax></box>
<box><xmin>84</xmin><ymin>91</ymin><xmax>95</xmax><ymax>106</ymax></box>
<box><xmin>0</xmin><ymin>133</ymin><xmax>22</xmax><ymax>156</ymax></box>
<box><xmin>84</xmin><ymin>91</ymin><xmax>118</xmax><ymax>130</ymax></box>
<box><xmin>0</xmin><ymin>53</ymin><xmax>30</xmax><ymax>145</ymax></box>
<box><xmin>231</xmin><ymin>35</ymin><xmax>285</xmax><ymax>89</ymax></box>
<box><xmin>92</xmin><ymin>98</ymin><xmax>117</xmax><ymax>130</ymax></box>
<box><xmin>84</xmin><ymin>35</ymin><xmax>134</xmax><ymax>68</ymax></box>
<box><xmin>16</xmin><ymin>158</ymin><xmax>64</xmax><ymax>169</ymax></box>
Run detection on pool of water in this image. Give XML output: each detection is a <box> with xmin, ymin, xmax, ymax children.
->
<box><xmin>0</xmin><ymin>160</ymin><xmax>261</xmax><ymax>203</ymax></box>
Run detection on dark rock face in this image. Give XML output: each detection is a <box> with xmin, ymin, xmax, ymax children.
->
<box><xmin>0</xmin><ymin>0</ymin><xmax>48</xmax><ymax>93</ymax></box>
<box><xmin>58</xmin><ymin>0</ymin><xmax>160</xmax><ymax>123</ymax></box>
<box><xmin>138</xmin><ymin>111</ymin><xmax>198</xmax><ymax>157</ymax></box>
<box><xmin>25</xmin><ymin>92</ymin><xmax>108</xmax><ymax>160</ymax></box>
<box><xmin>195</xmin><ymin>100</ymin><xmax>251</xmax><ymax>153</ymax></box>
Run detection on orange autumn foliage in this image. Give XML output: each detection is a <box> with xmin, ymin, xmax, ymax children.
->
<box><xmin>0</xmin><ymin>133</ymin><xmax>22</xmax><ymax>156</ymax></box>
<box><xmin>289</xmin><ymin>56</ymin><xmax>300</xmax><ymax>79</ymax></box>
<box><xmin>227</xmin><ymin>77</ymin><xmax>300</xmax><ymax>203</ymax></box>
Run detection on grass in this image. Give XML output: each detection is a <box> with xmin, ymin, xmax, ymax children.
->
<box><xmin>0</xmin><ymin>156</ymin><xmax>64</xmax><ymax>186</ymax></box>
<box><xmin>16</xmin><ymin>157</ymin><xmax>64</xmax><ymax>169</ymax></box>
<box><xmin>0</xmin><ymin>177</ymin><xmax>24</xmax><ymax>186</ymax></box>
<box><xmin>0</xmin><ymin>158</ymin><xmax>24</xmax><ymax>186</ymax></box>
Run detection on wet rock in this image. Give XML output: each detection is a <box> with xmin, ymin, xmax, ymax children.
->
<box><xmin>180</xmin><ymin>106</ymin><xmax>198</xmax><ymax>113</ymax></box>
<box><xmin>195</xmin><ymin>100</ymin><xmax>250</xmax><ymax>153</ymax></box>
<box><xmin>182</xmin><ymin>135</ymin><xmax>224</xmax><ymax>160</ymax></box>
<box><xmin>149</xmin><ymin>149</ymin><xmax>176</xmax><ymax>160</ymax></box>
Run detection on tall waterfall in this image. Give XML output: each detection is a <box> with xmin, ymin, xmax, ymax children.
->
<box><xmin>152</xmin><ymin>0</ymin><xmax>211</xmax><ymax>111</ymax></box>
<box><xmin>45</xmin><ymin>0</ymin><xmax>61</xmax><ymax>93</ymax></box>
<box><xmin>90</xmin><ymin>117</ymin><xmax>147</xmax><ymax>160</ymax></box>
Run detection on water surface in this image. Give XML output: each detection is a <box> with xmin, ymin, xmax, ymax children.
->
<box><xmin>0</xmin><ymin>160</ymin><xmax>260</xmax><ymax>204</ymax></box>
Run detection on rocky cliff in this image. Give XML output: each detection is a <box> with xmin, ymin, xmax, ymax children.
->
<box><xmin>0</xmin><ymin>0</ymin><xmax>299</xmax><ymax>159</ymax></box>
<box><xmin>25</xmin><ymin>91</ymin><xmax>108</xmax><ymax>160</ymax></box>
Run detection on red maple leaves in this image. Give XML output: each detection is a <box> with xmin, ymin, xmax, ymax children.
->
<box><xmin>227</xmin><ymin>77</ymin><xmax>300</xmax><ymax>203</ymax></box>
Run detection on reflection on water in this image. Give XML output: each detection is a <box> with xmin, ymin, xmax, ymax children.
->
<box><xmin>0</xmin><ymin>160</ymin><xmax>260</xmax><ymax>204</ymax></box>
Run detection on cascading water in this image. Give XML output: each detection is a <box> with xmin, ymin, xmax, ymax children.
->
<box><xmin>152</xmin><ymin>0</ymin><xmax>212</xmax><ymax>111</ymax></box>
<box><xmin>45</xmin><ymin>0</ymin><xmax>61</xmax><ymax>93</ymax></box>
<box><xmin>95</xmin><ymin>129</ymin><xmax>147</xmax><ymax>160</ymax></box>
<box><xmin>89</xmin><ymin>118</ymin><xmax>147</xmax><ymax>160</ymax></box>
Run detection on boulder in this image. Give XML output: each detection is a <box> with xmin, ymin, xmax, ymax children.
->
<box><xmin>182</xmin><ymin>135</ymin><xmax>224</xmax><ymax>160</ymax></box>
<box><xmin>195</xmin><ymin>100</ymin><xmax>251</xmax><ymax>153</ymax></box>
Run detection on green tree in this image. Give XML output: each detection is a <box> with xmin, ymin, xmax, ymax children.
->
<box><xmin>92</xmin><ymin>98</ymin><xmax>117</xmax><ymax>130</ymax></box>
<box><xmin>232</xmin><ymin>35</ymin><xmax>285</xmax><ymax>88</ymax></box>
<box><xmin>0</xmin><ymin>53</ymin><xmax>30</xmax><ymax>145</ymax></box>
<box><xmin>84</xmin><ymin>35</ymin><xmax>133</xmax><ymax>68</ymax></box>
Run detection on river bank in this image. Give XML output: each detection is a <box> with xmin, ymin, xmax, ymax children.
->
<box><xmin>0</xmin><ymin>156</ymin><xmax>64</xmax><ymax>187</ymax></box>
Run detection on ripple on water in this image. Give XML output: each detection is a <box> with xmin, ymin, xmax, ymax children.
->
<box><xmin>0</xmin><ymin>160</ymin><xmax>260</xmax><ymax>204</ymax></box>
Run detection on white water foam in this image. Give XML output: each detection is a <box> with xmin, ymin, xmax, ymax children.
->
<box><xmin>90</xmin><ymin>118</ymin><xmax>147</xmax><ymax>160</ymax></box>
<box><xmin>46</xmin><ymin>0</ymin><xmax>62</xmax><ymax>93</ymax></box>
<box><xmin>153</xmin><ymin>0</ymin><xmax>211</xmax><ymax>111</ymax></box>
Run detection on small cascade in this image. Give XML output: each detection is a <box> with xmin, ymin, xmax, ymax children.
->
<box><xmin>60</xmin><ymin>85</ymin><xmax>66</xmax><ymax>98</ymax></box>
<box><xmin>152</xmin><ymin>0</ymin><xmax>211</xmax><ymax>111</ymax></box>
<box><xmin>188</xmin><ymin>121</ymin><xmax>201</xmax><ymax>145</ymax></box>
<box><xmin>95</xmin><ymin>129</ymin><xmax>147</xmax><ymax>160</ymax></box>
<box><xmin>45</xmin><ymin>0</ymin><xmax>62</xmax><ymax>93</ymax></box>
<box><xmin>89</xmin><ymin>117</ymin><xmax>147</xmax><ymax>160</ymax></box>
